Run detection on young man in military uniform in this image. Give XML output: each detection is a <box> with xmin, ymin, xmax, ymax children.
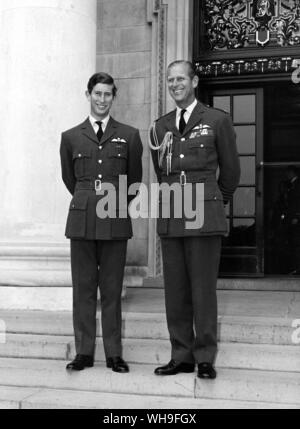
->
<box><xmin>150</xmin><ymin>61</ymin><xmax>240</xmax><ymax>379</ymax></box>
<box><xmin>60</xmin><ymin>72</ymin><xmax>143</xmax><ymax>373</ymax></box>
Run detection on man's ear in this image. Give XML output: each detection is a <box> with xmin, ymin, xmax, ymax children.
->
<box><xmin>85</xmin><ymin>90</ymin><xmax>91</xmax><ymax>101</ymax></box>
<box><xmin>192</xmin><ymin>75</ymin><xmax>199</xmax><ymax>89</ymax></box>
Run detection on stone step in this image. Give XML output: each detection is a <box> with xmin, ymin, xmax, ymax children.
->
<box><xmin>0</xmin><ymin>334</ymin><xmax>71</xmax><ymax>361</ymax></box>
<box><xmin>0</xmin><ymin>386</ymin><xmax>297</xmax><ymax>409</ymax></box>
<box><xmin>0</xmin><ymin>386</ymin><xmax>40</xmax><ymax>409</ymax></box>
<box><xmin>0</xmin><ymin>309</ymin><xmax>297</xmax><ymax>345</ymax></box>
<box><xmin>0</xmin><ymin>334</ymin><xmax>299</xmax><ymax>373</ymax></box>
<box><xmin>144</xmin><ymin>276</ymin><xmax>300</xmax><ymax>292</ymax></box>
<box><xmin>0</xmin><ymin>358</ymin><xmax>299</xmax><ymax>406</ymax></box>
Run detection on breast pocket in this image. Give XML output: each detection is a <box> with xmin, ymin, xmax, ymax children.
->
<box><xmin>108</xmin><ymin>143</ymin><xmax>128</xmax><ymax>175</ymax></box>
<box><xmin>187</xmin><ymin>136</ymin><xmax>215</xmax><ymax>169</ymax></box>
<box><xmin>73</xmin><ymin>148</ymin><xmax>92</xmax><ymax>178</ymax></box>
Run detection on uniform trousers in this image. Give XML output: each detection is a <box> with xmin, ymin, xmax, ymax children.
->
<box><xmin>161</xmin><ymin>236</ymin><xmax>221</xmax><ymax>364</ymax></box>
<box><xmin>70</xmin><ymin>239</ymin><xmax>127</xmax><ymax>358</ymax></box>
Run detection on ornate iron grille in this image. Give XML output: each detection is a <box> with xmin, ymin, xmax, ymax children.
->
<box><xmin>204</xmin><ymin>0</ymin><xmax>300</xmax><ymax>50</ymax></box>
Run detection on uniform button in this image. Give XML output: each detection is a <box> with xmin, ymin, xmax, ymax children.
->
<box><xmin>180</xmin><ymin>154</ymin><xmax>185</xmax><ymax>159</ymax></box>
<box><xmin>98</xmin><ymin>160</ymin><xmax>103</xmax><ymax>164</ymax></box>
<box><xmin>118</xmin><ymin>154</ymin><xmax>121</xmax><ymax>157</ymax></box>
<box><xmin>72</xmin><ymin>204</ymin><xmax>75</xmax><ymax>208</ymax></box>
<box><xmin>98</xmin><ymin>174</ymin><xmax>102</xmax><ymax>179</ymax></box>
<box><xmin>214</xmin><ymin>197</ymin><xmax>217</xmax><ymax>201</ymax></box>
<box><xmin>99</xmin><ymin>146</ymin><xmax>103</xmax><ymax>150</ymax></box>
<box><xmin>181</xmin><ymin>138</ymin><xmax>186</xmax><ymax>142</ymax></box>
<box><xmin>78</xmin><ymin>153</ymin><xmax>82</xmax><ymax>158</ymax></box>
<box><xmin>200</xmin><ymin>144</ymin><xmax>204</xmax><ymax>148</ymax></box>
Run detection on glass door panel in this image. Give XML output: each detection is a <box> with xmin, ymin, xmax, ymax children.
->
<box><xmin>213</xmin><ymin>96</ymin><xmax>231</xmax><ymax>113</ymax></box>
<box><xmin>233</xmin><ymin>95</ymin><xmax>256</xmax><ymax>124</ymax></box>
<box><xmin>212</xmin><ymin>89</ymin><xmax>263</xmax><ymax>276</ymax></box>
<box><xmin>235</xmin><ymin>126</ymin><xmax>256</xmax><ymax>154</ymax></box>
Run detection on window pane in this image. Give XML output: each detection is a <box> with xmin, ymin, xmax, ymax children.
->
<box><xmin>240</xmin><ymin>157</ymin><xmax>256</xmax><ymax>185</ymax></box>
<box><xmin>233</xmin><ymin>95</ymin><xmax>256</xmax><ymax>123</ymax></box>
<box><xmin>213</xmin><ymin>96</ymin><xmax>231</xmax><ymax>114</ymax></box>
<box><xmin>235</xmin><ymin>125</ymin><xmax>256</xmax><ymax>154</ymax></box>
<box><xmin>234</xmin><ymin>219</ymin><xmax>255</xmax><ymax>228</ymax></box>
<box><xmin>228</xmin><ymin>219</ymin><xmax>256</xmax><ymax>246</ymax></box>
<box><xmin>233</xmin><ymin>188</ymin><xmax>255</xmax><ymax>216</ymax></box>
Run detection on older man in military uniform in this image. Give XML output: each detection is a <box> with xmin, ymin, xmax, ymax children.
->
<box><xmin>150</xmin><ymin>61</ymin><xmax>240</xmax><ymax>379</ymax></box>
<box><xmin>60</xmin><ymin>72</ymin><xmax>143</xmax><ymax>373</ymax></box>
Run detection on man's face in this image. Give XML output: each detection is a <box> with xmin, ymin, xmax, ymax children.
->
<box><xmin>167</xmin><ymin>64</ymin><xmax>199</xmax><ymax>108</ymax></box>
<box><xmin>86</xmin><ymin>83</ymin><xmax>114</xmax><ymax>120</ymax></box>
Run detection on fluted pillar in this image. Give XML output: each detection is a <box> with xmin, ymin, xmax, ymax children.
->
<box><xmin>0</xmin><ymin>0</ymin><xmax>97</xmax><ymax>309</ymax></box>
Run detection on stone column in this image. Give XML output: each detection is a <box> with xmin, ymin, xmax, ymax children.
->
<box><xmin>0</xmin><ymin>0</ymin><xmax>97</xmax><ymax>310</ymax></box>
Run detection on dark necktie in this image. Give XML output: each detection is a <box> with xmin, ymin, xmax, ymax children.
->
<box><xmin>179</xmin><ymin>109</ymin><xmax>187</xmax><ymax>134</ymax></box>
<box><xmin>96</xmin><ymin>121</ymin><xmax>103</xmax><ymax>141</ymax></box>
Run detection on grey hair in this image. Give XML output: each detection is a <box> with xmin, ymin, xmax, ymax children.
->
<box><xmin>167</xmin><ymin>60</ymin><xmax>196</xmax><ymax>79</ymax></box>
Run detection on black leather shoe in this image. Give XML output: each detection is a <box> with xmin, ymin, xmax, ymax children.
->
<box><xmin>106</xmin><ymin>357</ymin><xmax>129</xmax><ymax>373</ymax></box>
<box><xmin>197</xmin><ymin>362</ymin><xmax>217</xmax><ymax>379</ymax></box>
<box><xmin>66</xmin><ymin>354</ymin><xmax>94</xmax><ymax>371</ymax></box>
<box><xmin>154</xmin><ymin>359</ymin><xmax>195</xmax><ymax>376</ymax></box>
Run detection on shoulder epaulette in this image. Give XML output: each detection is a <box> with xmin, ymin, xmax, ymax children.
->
<box><xmin>209</xmin><ymin>105</ymin><xmax>229</xmax><ymax>115</ymax></box>
<box><xmin>155</xmin><ymin>110</ymin><xmax>175</xmax><ymax>122</ymax></box>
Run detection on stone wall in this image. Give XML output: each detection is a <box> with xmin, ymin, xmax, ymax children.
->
<box><xmin>0</xmin><ymin>0</ymin><xmax>97</xmax><ymax>304</ymax></box>
<box><xmin>96</xmin><ymin>0</ymin><xmax>152</xmax><ymax>268</ymax></box>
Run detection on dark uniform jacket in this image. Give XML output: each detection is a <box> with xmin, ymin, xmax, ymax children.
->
<box><xmin>150</xmin><ymin>101</ymin><xmax>240</xmax><ymax>237</ymax></box>
<box><xmin>60</xmin><ymin>117</ymin><xmax>143</xmax><ymax>240</ymax></box>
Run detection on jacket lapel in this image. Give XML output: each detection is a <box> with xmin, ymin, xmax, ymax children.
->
<box><xmin>166</xmin><ymin>110</ymin><xmax>181</xmax><ymax>138</ymax></box>
<box><xmin>100</xmin><ymin>117</ymin><xmax>118</xmax><ymax>145</ymax></box>
<box><xmin>81</xmin><ymin>118</ymin><xmax>99</xmax><ymax>145</ymax></box>
<box><xmin>165</xmin><ymin>102</ymin><xmax>206</xmax><ymax>138</ymax></box>
<box><xmin>80</xmin><ymin>117</ymin><xmax>118</xmax><ymax>146</ymax></box>
<box><xmin>182</xmin><ymin>102</ymin><xmax>206</xmax><ymax>137</ymax></box>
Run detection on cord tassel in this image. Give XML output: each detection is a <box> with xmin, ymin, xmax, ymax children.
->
<box><xmin>148</xmin><ymin>122</ymin><xmax>173</xmax><ymax>175</ymax></box>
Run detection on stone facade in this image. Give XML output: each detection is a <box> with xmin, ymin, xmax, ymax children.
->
<box><xmin>96</xmin><ymin>0</ymin><xmax>152</xmax><ymax>268</ymax></box>
<box><xmin>0</xmin><ymin>0</ymin><xmax>97</xmax><ymax>295</ymax></box>
<box><xmin>0</xmin><ymin>0</ymin><xmax>193</xmax><ymax>310</ymax></box>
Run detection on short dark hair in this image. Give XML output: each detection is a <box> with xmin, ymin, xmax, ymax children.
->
<box><xmin>167</xmin><ymin>60</ymin><xmax>196</xmax><ymax>79</ymax></box>
<box><xmin>87</xmin><ymin>72</ymin><xmax>117</xmax><ymax>97</ymax></box>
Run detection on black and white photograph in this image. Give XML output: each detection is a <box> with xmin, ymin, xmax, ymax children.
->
<box><xmin>0</xmin><ymin>0</ymin><xmax>300</xmax><ymax>413</ymax></box>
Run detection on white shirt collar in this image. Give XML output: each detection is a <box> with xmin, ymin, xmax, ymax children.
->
<box><xmin>89</xmin><ymin>114</ymin><xmax>110</xmax><ymax>132</ymax></box>
<box><xmin>176</xmin><ymin>99</ymin><xmax>198</xmax><ymax>129</ymax></box>
<box><xmin>176</xmin><ymin>98</ymin><xmax>197</xmax><ymax>118</ymax></box>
